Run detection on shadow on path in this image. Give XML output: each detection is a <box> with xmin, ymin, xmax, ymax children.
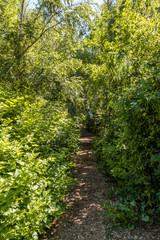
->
<box><xmin>40</xmin><ymin>128</ymin><xmax>160</xmax><ymax>240</ymax></box>
<box><xmin>41</xmin><ymin>128</ymin><xmax>108</xmax><ymax>240</ymax></box>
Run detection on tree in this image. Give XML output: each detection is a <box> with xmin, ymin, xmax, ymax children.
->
<box><xmin>85</xmin><ymin>0</ymin><xmax>160</xmax><ymax>225</ymax></box>
<box><xmin>0</xmin><ymin>0</ymin><xmax>92</xmax><ymax>94</ymax></box>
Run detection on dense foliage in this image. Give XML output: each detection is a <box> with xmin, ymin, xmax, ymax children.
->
<box><xmin>82</xmin><ymin>0</ymin><xmax>160</xmax><ymax>227</ymax></box>
<box><xmin>0</xmin><ymin>0</ymin><xmax>91</xmax><ymax>238</ymax></box>
<box><xmin>0</xmin><ymin>87</ymin><xmax>79</xmax><ymax>239</ymax></box>
<box><xmin>0</xmin><ymin>0</ymin><xmax>160</xmax><ymax>237</ymax></box>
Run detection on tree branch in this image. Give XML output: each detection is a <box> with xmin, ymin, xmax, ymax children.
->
<box><xmin>21</xmin><ymin>21</ymin><xmax>62</xmax><ymax>57</ymax></box>
<box><xmin>20</xmin><ymin>0</ymin><xmax>25</xmax><ymax>31</ymax></box>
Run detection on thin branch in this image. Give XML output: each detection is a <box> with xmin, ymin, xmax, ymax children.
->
<box><xmin>20</xmin><ymin>0</ymin><xmax>25</xmax><ymax>31</ymax></box>
<box><xmin>21</xmin><ymin>21</ymin><xmax>62</xmax><ymax>57</ymax></box>
<box><xmin>23</xmin><ymin>8</ymin><xmax>64</xmax><ymax>55</ymax></box>
<box><xmin>20</xmin><ymin>2</ymin><xmax>82</xmax><ymax>57</ymax></box>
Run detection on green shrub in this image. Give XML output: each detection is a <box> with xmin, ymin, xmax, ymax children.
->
<box><xmin>103</xmin><ymin>199</ymin><xmax>138</xmax><ymax>229</ymax></box>
<box><xmin>0</xmin><ymin>88</ymin><xmax>79</xmax><ymax>239</ymax></box>
<box><xmin>93</xmin><ymin>0</ymin><xmax>160</xmax><ymax>225</ymax></box>
<box><xmin>95</xmin><ymin>79</ymin><xmax>160</xmax><ymax>226</ymax></box>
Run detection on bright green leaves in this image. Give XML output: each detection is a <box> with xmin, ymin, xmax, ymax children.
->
<box><xmin>0</xmin><ymin>88</ymin><xmax>80</xmax><ymax>239</ymax></box>
<box><xmin>0</xmin><ymin>0</ymin><xmax>91</xmax><ymax>237</ymax></box>
<box><xmin>87</xmin><ymin>0</ymin><xmax>160</xmax><ymax>227</ymax></box>
<box><xmin>0</xmin><ymin>0</ymin><xmax>92</xmax><ymax>99</ymax></box>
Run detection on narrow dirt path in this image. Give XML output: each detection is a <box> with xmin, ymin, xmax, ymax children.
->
<box><xmin>40</xmin><ymin>129</ymin><xmax>160</xmax><ymax>240</ymax></box>
<box><xmin>45</xmin><ymin>129</ymin><xmax>108</xmax><ymax>240</ymax></box>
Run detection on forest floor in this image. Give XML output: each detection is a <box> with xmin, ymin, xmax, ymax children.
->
<box><xmin>40</xmin><ymin>128</ymin><xmax>160</xmax><ymax>240</ymax></box>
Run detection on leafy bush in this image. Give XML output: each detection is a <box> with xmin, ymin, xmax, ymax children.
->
<box><xmin>95</xmin><ymin>79</ymin><xmax>160</xmax><ymax>226</ymax></box>
<box><xmin>0</xmin><ymin>88</ymin><xmax>79</xmax><ymax>239</ymax></box>
<box><xmin>90</xmin><ymin>0</ymin><xmax>160</xmax><ymax>227</ymax></box>
<box><xmin>103</xmin><ymin>199</ymin><xmax>138</xmax><ymax>229</ymax></box>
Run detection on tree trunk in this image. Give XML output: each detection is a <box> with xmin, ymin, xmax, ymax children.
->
<box><xmin>20</xmin><ymin>0</ymin><xmax>25</xmax><ymax>32</ymax></box>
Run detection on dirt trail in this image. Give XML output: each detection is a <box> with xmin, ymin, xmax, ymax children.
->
<box><xmin>40</xmin><ymin>129</ymin><xmax>160</xmax><ymax>240</ymax></box>
<box><xmin>43</xmin><ymin>129</ymin><xmax>108</xmax><ymax>240</ymax></box>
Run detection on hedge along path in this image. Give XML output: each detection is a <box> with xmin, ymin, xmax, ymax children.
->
<box><xmin>40</xmin><ymin>128</ymin><xmax>160</xmax><ymax>240</ymax></box>
<box><xmin>42</xmin><ymin>128</ymin><xmax>108</xmax><ymax>240</ymax></box>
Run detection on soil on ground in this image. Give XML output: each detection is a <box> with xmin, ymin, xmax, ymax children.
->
<box><xmin>40</xmin><ymin>128</ymin><xmax>160</xmax><ymax>240</ymax></box>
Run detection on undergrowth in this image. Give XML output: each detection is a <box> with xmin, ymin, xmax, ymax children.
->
<box><xmin>0</xmin><ymin>88</ymin><xmax>80</xmax><ymax>239</ymax></box>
